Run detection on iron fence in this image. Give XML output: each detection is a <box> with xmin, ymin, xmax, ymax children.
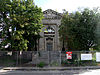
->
<box><xmin>0</xmin><ymin>51</ymin><xmax>100</xmax><ymax>67</ymax></box>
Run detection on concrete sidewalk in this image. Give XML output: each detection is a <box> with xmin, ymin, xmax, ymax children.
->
<box><xmin>1</xmin><ymin>66</ymin><xmax>100</xmax><ymax>71</ymax></box>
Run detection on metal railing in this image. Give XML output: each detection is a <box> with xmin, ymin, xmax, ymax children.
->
<box><xmin>0</xmin><ymin>51</ymin><xmax>100</xmax><ymax>67</ymax></box>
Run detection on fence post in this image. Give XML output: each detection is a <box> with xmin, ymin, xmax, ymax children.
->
<box><xmin>36</xmin><ymin>51</ymin><xmax>38</xmax><ymax>68</ymax></box>
<box><xmin>48</xmin><ymin>51</ymin><xmax>50</xmax><ymax>67</ymax></box>
<box><xmin>16</xmin><ymin>51</ymin><xmax>19</xmax><ymax>66</ymax></box>
<box><xmin>78</xmin><ymin>51</ymin><xmax>80</xmax><ymax>67</ymax></box>
<box><xmin>60</xmin><ymin>51</ymin><xmax>61</xmax><ymax>67</ymax></box>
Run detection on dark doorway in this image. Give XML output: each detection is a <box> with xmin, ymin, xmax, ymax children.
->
<box><xmin>47</xmin><ymin>43</ymin><xmax>53</xmax><ymax>51</ymax></box>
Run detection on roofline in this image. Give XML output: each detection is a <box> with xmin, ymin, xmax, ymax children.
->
<box><xmin>43</xmin><ymin>9</ymin><xmax>62</xmax><ymax>17</ymax></box>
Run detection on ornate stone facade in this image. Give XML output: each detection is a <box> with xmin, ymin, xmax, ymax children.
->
<box><xmin>39</xmin><ymin>9</ymin><xmax>62</xmax><ymax>51</ymax></box>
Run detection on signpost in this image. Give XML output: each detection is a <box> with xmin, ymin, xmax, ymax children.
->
<box><xmin>66</xmin><ymin>52</ymin><xmax>72</xmax><ymax>59</ymax></box>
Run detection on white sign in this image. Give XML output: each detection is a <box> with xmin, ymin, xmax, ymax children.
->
<box><xmin>81</xmin><ymin>54</ymin><xmax>92</xmax><ymax>60</ymax></box>
<box><xmin>96</xmin><ymin>52</ymin><xmax>100</xmax><ymax>62</ymax></box>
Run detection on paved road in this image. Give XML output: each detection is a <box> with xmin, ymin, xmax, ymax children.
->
<box><xmin>0</xmin><ymin>70</ymin><xmax>79</xmax><ymax>75</ymax></box>
<box><xmin>0</xmin><ymin>69</ymin><xmax>100</xmax><ymax>75</ymax></box>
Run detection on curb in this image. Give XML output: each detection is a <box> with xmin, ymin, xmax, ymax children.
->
<box><xmin>2</xmin><ymin>66</ymin><xmax>100</xmax><ymax>71</ymax></box>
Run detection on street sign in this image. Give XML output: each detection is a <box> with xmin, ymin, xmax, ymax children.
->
<box><xmin>66</xmin><ymin>52</ymin><xmax>72</xmax><ymax>59</ymax></box>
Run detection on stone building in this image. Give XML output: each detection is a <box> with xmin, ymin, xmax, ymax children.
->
<box><xmin>39</xmin><ymin>9</ymin><xmax>62</xmax><ymax>51</ymax></box>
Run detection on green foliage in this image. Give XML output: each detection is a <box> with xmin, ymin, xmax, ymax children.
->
<box><xmin>0</xmin><ymin>0</ymin><xmax>43</xmax><ymax>51</ymax></box>
<box><xmin>61</xmin><ymin>60</ymin><xmax>78</xmax><ymax>66</ymax></box>
<box><xmin>59</xmin><ymin>8</ymin><xmax>100</xmax><ymax>51</ymax></box>
<box><xmin>37</xmin><ymin>62</ymin><xmax>45</xmax><ymax>68</ymax></box>
<box><xmin>79</xmin><ymin>60</ymin><xmax>97</xmax><ymax>66</ymax></box>
<box><xmin>51</xmin><ymin>61</ymin><xmax>59</xmax><ymax>66</ymax></box>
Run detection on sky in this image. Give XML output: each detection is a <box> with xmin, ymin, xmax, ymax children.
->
<box><xmin>34</xmin><ymin>0</ymin><xmax>100</xmax><ymax>13</ymax></box>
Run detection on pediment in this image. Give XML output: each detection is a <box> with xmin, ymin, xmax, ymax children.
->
<box><xmin>43</xmin><ymin>9</ymin><xmax>62</xmax><ymax>19</ymax></box>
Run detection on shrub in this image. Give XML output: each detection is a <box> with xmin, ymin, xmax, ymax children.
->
<box><xmin>37</xmin><ymin>62</ymin><xmax>45</xmax><ymax>68</ymax></box>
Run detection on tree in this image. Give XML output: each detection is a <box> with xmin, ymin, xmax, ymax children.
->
<box><xmin>59</xmin><ymin>12</ymin><xmax>69</xmax><ymax>51</ymax></box>
<box><xmin>0</xmin><ymin>0</ymin><xmax>11</xmax><ymax>50</ymax></box>
<box><xmin>0</xmin><ymin>0</ymin><xmax>43</xmax><ymax>51</ymax></box>
<box><xmin>59</xmin><ymin>8</ymin><xmax>100</xmax><ymax>51</ymax></box>
<box><xmin>95</xmin><ymin>9</ymin><xmax>100</xmax><ymax>50</ymax></box>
